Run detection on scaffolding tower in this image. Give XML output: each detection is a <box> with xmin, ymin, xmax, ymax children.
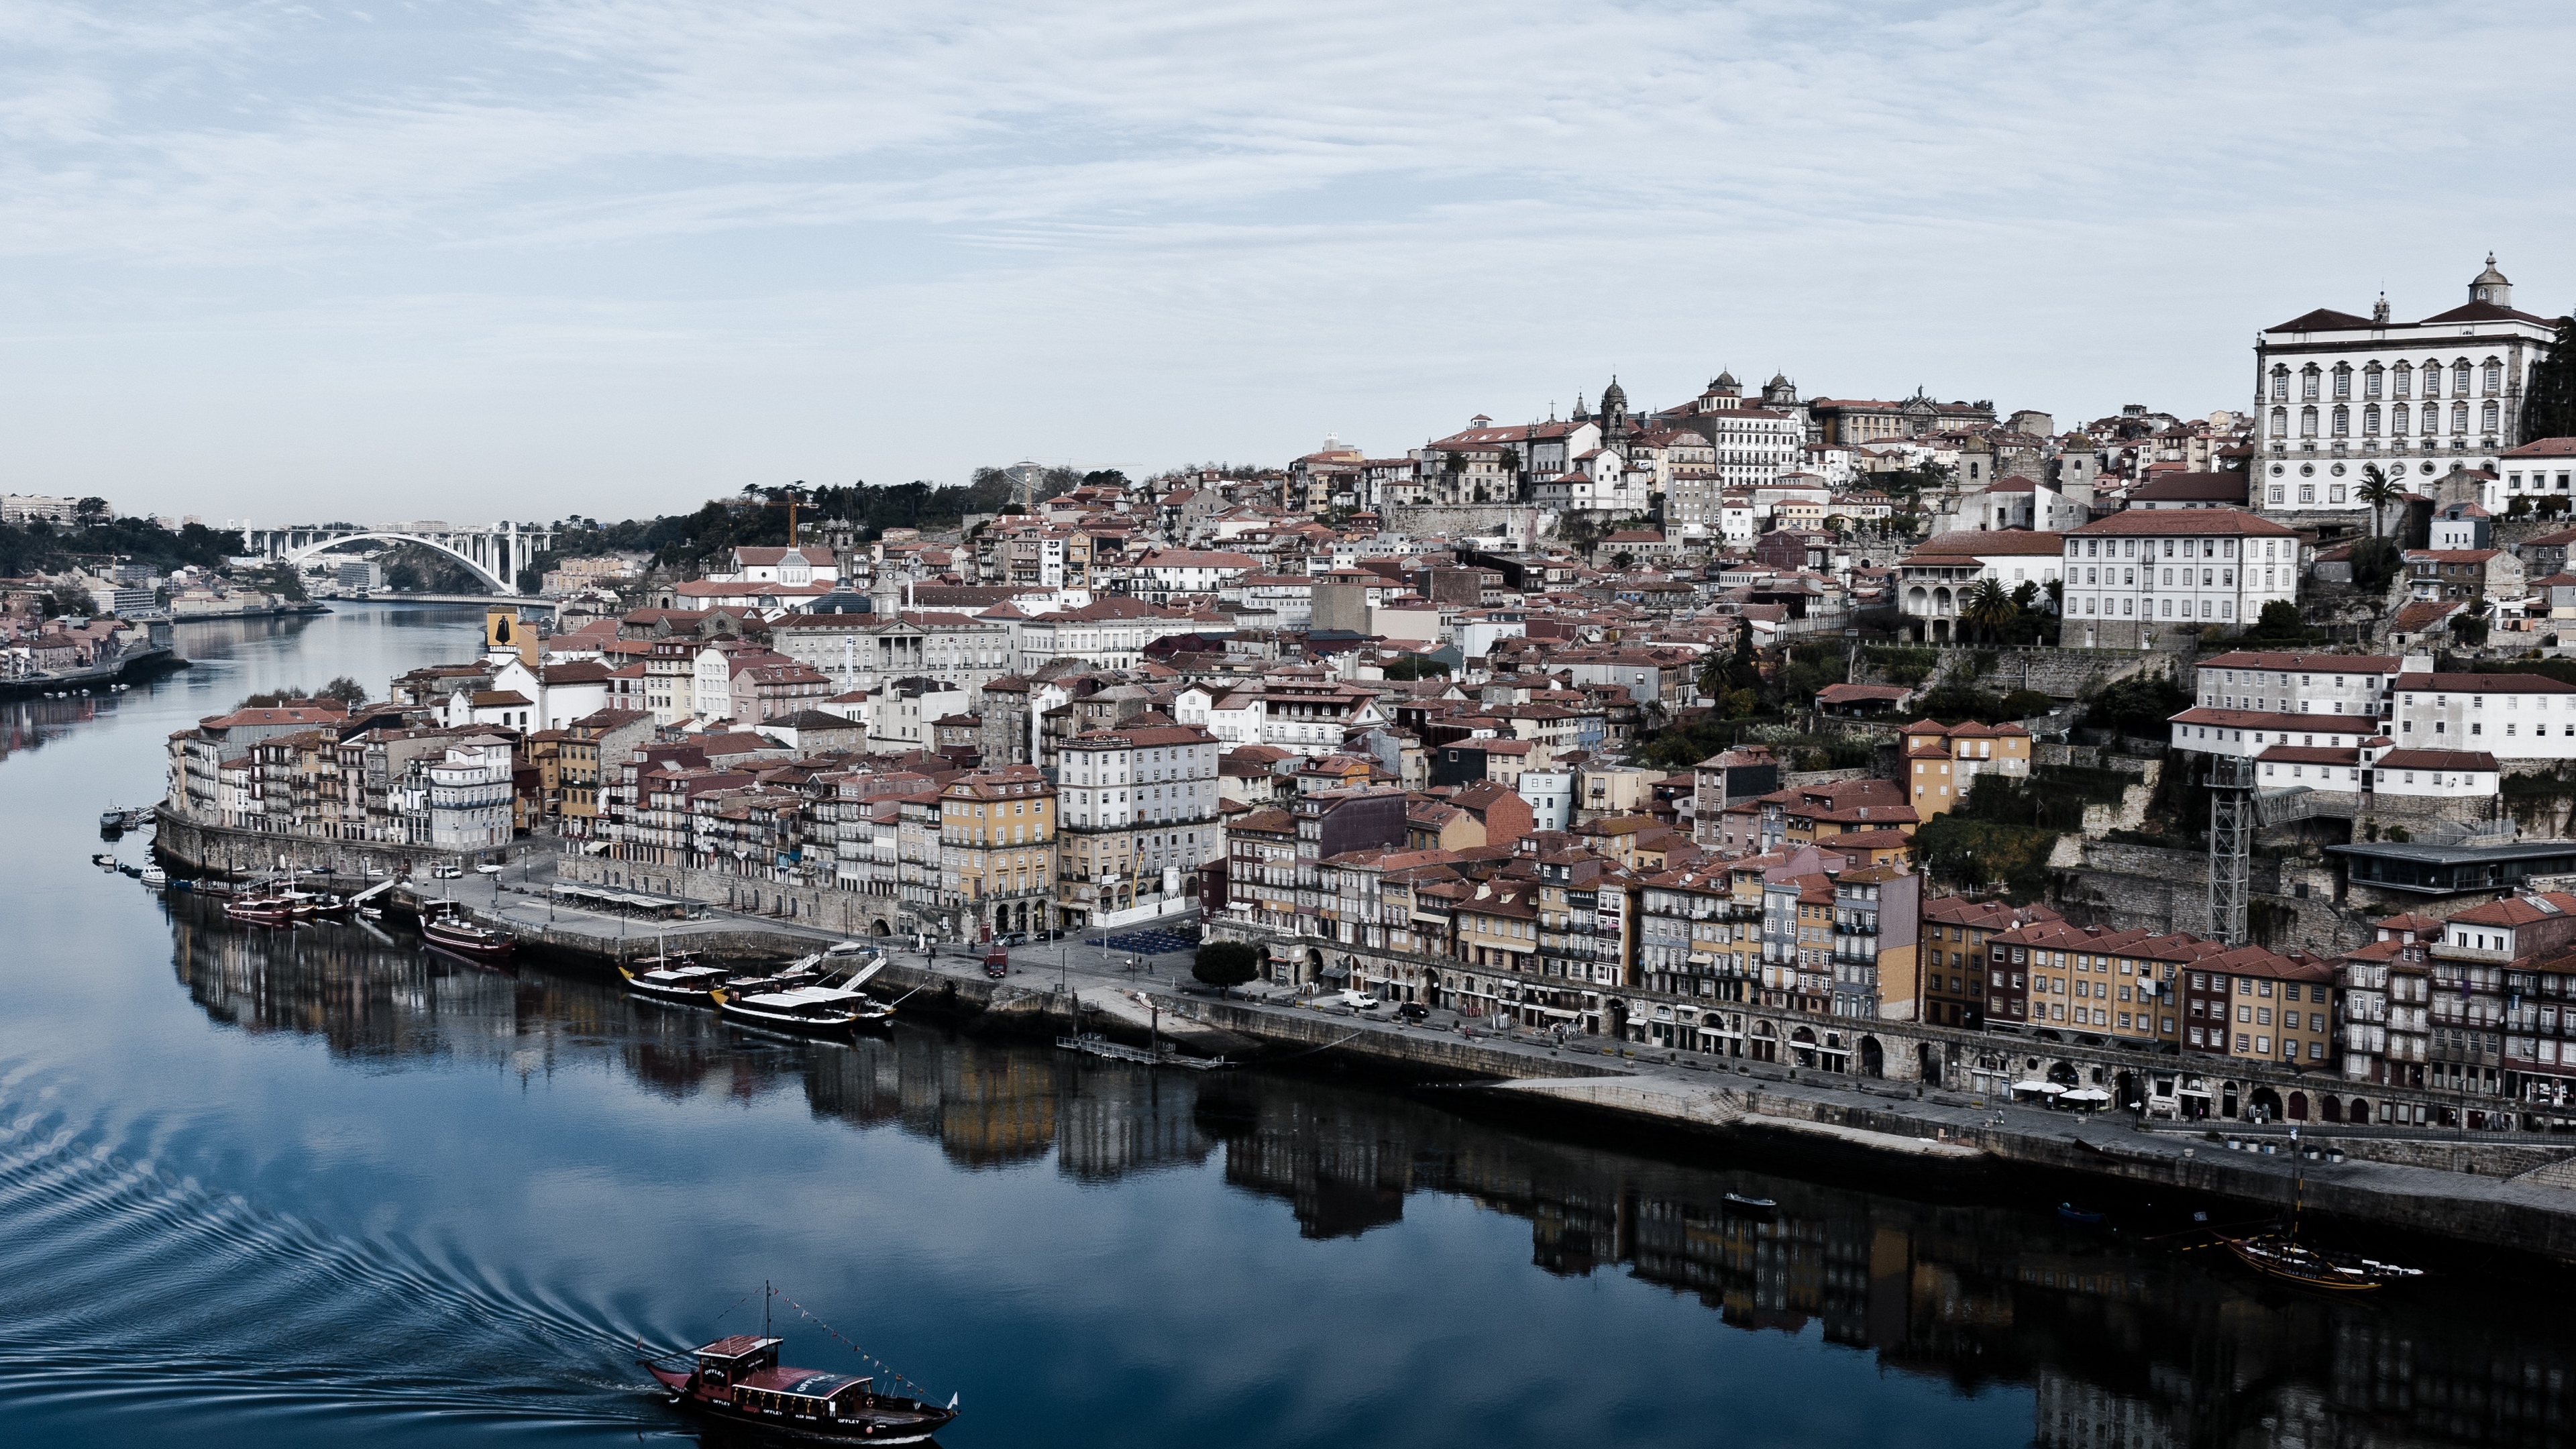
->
<box><xmin>2207</xmin><ymin>754</ymin><xmax>2255</xmax><ymax>945</ymax></box>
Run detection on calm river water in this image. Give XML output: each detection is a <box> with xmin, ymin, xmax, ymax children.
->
<box><xmin>1</xmin><ymin>603</ymin><xmax>2570</xmax><ymax>1448</ymax></box>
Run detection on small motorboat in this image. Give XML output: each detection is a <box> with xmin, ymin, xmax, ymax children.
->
<box><xmin>99</xmin><ymin>810</ymin><xmax>125</xmax><ymax>833</ymax></box>
<box><xmin>91</xmin><ymin>852</ymin><xmax>119</xmax><ymax>869</ymax></box>
<box><xmin>421</xmin><ymin>903</ymin><xmax>516</xmax><ymax>963</ymax></box>
<box><xmin>138</xmin><ymin>865</ymin><xmax>166</xmax><ymax>888</ymax></box>
<box><xmin>2057</xmin><ymin>1203</ymin><xmax>2105</xmax><ymax>1224</ymax></box>
<box><xmin>1722</xmin><ymin>1192</ymin><xmax>1778</xmax><ymax>1218</ymax></box>
<box><xmin>639</xmin><ymin>1297</ymin><xmax>957</xmax><ymax>1444</ymax></box>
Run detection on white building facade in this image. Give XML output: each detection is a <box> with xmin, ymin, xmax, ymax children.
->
<box><xmin>2058</xmin><ymin>511</ymin><xmax>2302</xmax><ymax>649</ymax></box>
<box><xmin>2251</xmin><ymin>257</ymin><xmax>2557</xmax><ymax>521</ymax></box>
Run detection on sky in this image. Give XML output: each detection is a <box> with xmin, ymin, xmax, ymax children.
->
<box><xmin>2</xmin><ymin>0</ymin><xmax>2571</xmax><ymax>526</ymax></box>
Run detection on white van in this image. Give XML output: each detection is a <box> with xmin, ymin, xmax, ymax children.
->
<box><xmin>1334</xmin><ymin>989</ymin><xmax>1384</xmax><ymax>1012</ymax></box>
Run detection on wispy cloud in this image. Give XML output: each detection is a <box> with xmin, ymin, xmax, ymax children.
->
<box><xmin>0</xmin><ymin>0</ymin><xmax>2567</xmax><ymax>515</ymax></box>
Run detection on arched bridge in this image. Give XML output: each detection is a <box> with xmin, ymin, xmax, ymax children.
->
<box><xmin>239</xmin><ymin>522</ymin><xmax>557</xmax><ymax>596</ymax></box>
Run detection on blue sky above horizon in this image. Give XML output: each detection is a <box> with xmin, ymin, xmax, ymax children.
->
<box><xmin>3</xmin><ymin>0</ymin><xmax>2570</xmax><ymax>523</ymax></box>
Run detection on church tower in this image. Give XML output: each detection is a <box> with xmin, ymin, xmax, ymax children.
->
<box><xmin>485</xmin><ymin>607</ymin><xmax>538</xmax><ymax>667</ymax></box>
<box><xmin>1600</xmin><ymin>376</ymin><xmax>1630</xmax><ymax>444</ymax></box>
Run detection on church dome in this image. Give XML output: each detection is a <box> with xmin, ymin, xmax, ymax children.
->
<box><xmin>1711</xmin><ymin>370</ymin><xmax>1739</xmax><ymax>390</ymax></box>
<box><xmin>2475</xmin><ymin>252</ymin><xmax>2510</xmax><ymax>286</ymax></box>
<box><xmin>1601</xmin><ymin>377</ymin><xmax>1627</xmax><ymax>409</ymax></box>
<box><xmin>1766</xmin><ymin>371</ymin><xmax>1790</xmax><ymax>388</ymax></box>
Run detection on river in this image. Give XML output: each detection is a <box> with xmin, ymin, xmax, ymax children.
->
<box><xmin>1</xmin><ymin>602</ymin><xmax>2569</xmax><ymax>1448</ymax></box>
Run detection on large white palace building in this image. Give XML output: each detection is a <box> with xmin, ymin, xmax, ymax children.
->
<box><xmin>2250</xmin><ymin>256</ymin><xmax>2558</xmax><ymax>519</ymax></box>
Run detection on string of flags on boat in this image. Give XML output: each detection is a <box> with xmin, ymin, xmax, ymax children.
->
<box><xmin>778</xmin><ymin>1291</ymin><xmax>930</xmax><ymax>1398</ymax></box>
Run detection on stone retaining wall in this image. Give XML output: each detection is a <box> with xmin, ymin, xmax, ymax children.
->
<box><xmin>554</xmin><ymin>852</ymin><xmax>906</xmax><ymax>937</ymax></box>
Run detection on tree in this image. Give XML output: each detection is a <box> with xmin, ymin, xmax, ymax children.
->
<box><xmin>2525</xmin><ymin>310</ymin><xmax>2576</xmax><ymax>443</ymax></box>
<box><xmin>1962</xmin><ymin>578</ymin><xmax>2017</xmax><ymax>645</ymax></box>
<box><xmin>44</xmin><ymin>582</ymin><xmax>93</xmax><ymax>617</ymax></box>
<box><xmin>1192</xmin><ymin>941</ymin><xmax>1263</xmax><ymax>996</ymax></box>
<box><xmin>384</xmin><ymin>559</ymin><xmax>424</xmax><ymax>592</ymax></box>
<box><xmin>317</xmin><ymin>676</ymin><xmax>369</xmax><ymax>705</ymax></box>
<box><xmin>73</xmin><ymin>496</ymin><xmax>110</xmax><ymax>527</ymax></box>
<box><xmin>2240</xmin><ymin>598</ymin><xmax>2310</xmax><ymax>642</ymax></box>
<box><xmin>1610</xmin><ymin>550</ymin><xmax>1635</xmax><ymax>572</ymax></box>
<box><xmin>2452</xmin><ymin>596</ymin><xmax>2493</xmax><ymax>647</ymax></box>
<box><xmin>2357</xmin><ymin>464</ymin><xmax>2405</xmax><ymax>540</ymax></box>
<box><xmin>2510</xmin><ymin>493</ymin><xmax>2535</xmax><ymax>519</ymax></box>
<box><xmin>1382</xmin><ymin>655</ymin><xmax>1450</xmax><ymax>680</ymax></box>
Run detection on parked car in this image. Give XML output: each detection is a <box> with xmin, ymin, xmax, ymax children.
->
<box><xmin>1335</xmin><ymin>989</ymin><xmax>1384</xmax><ymax>1012</ymax></box>
<box><xmin>1395</xmin><ymin>1002</ymin><xmax>1430</xmax><ymax>1022</ymax></box>
<box><xmin>1034</xmin><ymin>928</ymin><xmax>1064</xmax><ymax>942</ymax></box>
<box><xmin>999</xmin><ymin>930</ymin><xmax>1029</xmax><ymax>947</ymax></box>
<box><xmin>474</xmin><ymin>863</ymin><xmax>503</xmax><ymax>875</ymax></box>
<box><xmin>431</xmin><ymin>864</ymin><xmax>463</xmax><ymax>879</ymax></box>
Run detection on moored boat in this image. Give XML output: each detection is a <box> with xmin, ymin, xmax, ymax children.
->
<box><xmin>620</xmin><ymin>959</ymin><xmax>735</xmax><ymax>1006</ymax></box>
<box><xmin>138</xmin><ymin>864</ymin><xmax>168</xmax><ymax>888</ymax></box>
<box><xmin>1721</xmin><ymin>1192</ymin><xmax>1778</xmax><ymax>1218</ymax></box>
<box><xmin>421</xmin><ymin>903</ymin><xmax>515</xmax><ymax>963</ymax></box>
<box><xmin>640</xmin><ymin>1329</ymin><xmax>956</xmax><ymax>1444</ymax></box>
<box><xmin>711</xmin><ymin>983</ymin><xmax>894</xmax><ymax>1034</ymax></box>
<box><xmin>2218</xmin><ymin>1230</ymin><xmax>2418</xmax><ymax>1291</ymax></box>
<box><xmin>225</xmin><ymin>894</ymin><xmax>296</xmax><ymax>924</ymax></box>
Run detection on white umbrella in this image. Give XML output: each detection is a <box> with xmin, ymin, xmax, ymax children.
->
<box><xmin>2010</xmin><ymin>1079</ymin><xmax>2065</xmax><ymax>1094</ymax></box>
<box><xmin>2061</xmin><ymin>1087</ymin><xmax>2111</xmax><ymax>1102</ymax></box>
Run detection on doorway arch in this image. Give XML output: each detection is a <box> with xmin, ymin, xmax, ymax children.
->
<box><xmin>2288</xmin><ymin>1091</ymin><xmax>2310</xmax><ymax>1122</ymax></box>
<box><xmin>2249</xmin><ymin>1085</ymin><xmax>2283</xmax><ymax>1122</ymax></box>
<box><xmin>1860</xmin><ymin>1036</ymin><xmax>1885</xmax><ymax>1078</ymax></box>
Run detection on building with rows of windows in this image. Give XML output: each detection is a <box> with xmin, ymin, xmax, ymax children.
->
<box><xmin>2055</xmin><ymin>510</ymin><xmax>2302</xmax><ymax>649</ymax></box>
<box><xmin>2249</xmin><ymin>256</ymin><xmax>2558</xmax><ymax>523</ymax></box>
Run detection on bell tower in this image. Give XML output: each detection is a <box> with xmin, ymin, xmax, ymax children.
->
<box><xmin>485</xmin><ymin>607</ymin><xmax>537</xmax><ymax>667</ymax></box>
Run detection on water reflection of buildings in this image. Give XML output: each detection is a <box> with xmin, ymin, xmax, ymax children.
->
<box><xmin>168</xmin><ymin>917</ymin><xmax>2576</xmax><ymax>1448</ymax></box>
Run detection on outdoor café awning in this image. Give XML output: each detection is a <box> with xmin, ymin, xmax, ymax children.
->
<box><xmin>2010</xmin><ymin>1079</ymin><xmax>2066</xmax><ymax>1095</ymax></box>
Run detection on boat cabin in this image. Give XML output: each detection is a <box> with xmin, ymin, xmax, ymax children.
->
<box><xmin>692</xmin><ymin>1334</ymin><xmax>782</xmax><ymax>1389</ymax></box>
<box><xmin>690</xmin><ymin>1336</ymin><xmax>879</xmax><ymax>1424</ymax></box>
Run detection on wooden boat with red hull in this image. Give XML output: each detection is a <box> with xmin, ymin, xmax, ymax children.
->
<box><xmin>420</xmin><ymin>903</ymin><xmax>516</xmax><ymax>963</ymax></box>
<box><xmin>224</xmin><ymin>895</ymin><xmax>297</xmax><ymax>925</ymax></box>
<box><xmin>642</xmin><ymin>1335</ymin><xmax>958</xmax><ymax>1444</ymax></box>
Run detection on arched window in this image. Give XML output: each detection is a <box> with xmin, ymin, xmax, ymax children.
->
<box><xmin>2482</xmin><ymin>400</ymin><xmax>2500</xmax><ymax>434</ymax></box>
<box><xmin>2393</xmin><ymin>362</ymin><xmax>2413</xmax><ymax>397</ymax></box>
<box><xmin>2452</xmin><ymin>401</ymin><xmax>2471</xmax><ymax>434</ymax></box>
<box><xmin>2363</xmin><ymin>404</ymin><xmax>2381</xmax><ymax>435</ymax></box>
<box><xmin>2332</xmin><ymin>405</ymin><xmax>2349</xmax><ymax>437</ymax></box>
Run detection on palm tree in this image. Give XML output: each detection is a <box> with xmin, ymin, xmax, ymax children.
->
<box><xmin>1963</xmin><ymin>578</ymin><xmax>2017</xmax><ymax>645</ymax></box>
<box><xmin>2357</xmin><ymin>464</ymin><xmax>2404</xmax><ymax>541</ymax></box>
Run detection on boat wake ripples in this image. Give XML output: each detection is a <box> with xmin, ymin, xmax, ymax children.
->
<box><xmin>0</xmin><ymin>1095</ymin><xmax>669</xmax><ymax>1444</ymax></box>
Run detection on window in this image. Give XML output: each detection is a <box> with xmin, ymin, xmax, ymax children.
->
<box><xmin>2393</xmin><ymin>363</ymin><xmax>2412</xmax><ymax>397</ymax></box>
<box><xmin>2364</xmin><ymin>365</ymin><xmax>2383</xmax><ymax>399</ymax></box>
<box><xmin>2392</xmin><ymin>402</ymin><xmax>2409</xmax><ymax>434</ymax></box>
<box><xmin>2300</xmin><ymin>406</ymin><xmax>2318</xmax><ymax>437</ymax></box>
<box><xmin>2364</xmin><ymin>403</ymin><xmax>2380</xmax><ymax>435</ymax></box>
<box><xmin>2455</xmin><ymin>361</ymin><xmax>2473</xmax><ymax>394</ymax></box>
<box><xmin>2271</xmin><ymin>368</ymin><xmax>2291</xmax><ymax>401</ymax></box>
<box><xmin>2483</xmin><ymin>400</ymin><xmax>2500</xmax><ymax>434</ymax></box>
<box><xmin>2453</xmin><ymin>401</ymin><xmax>2471</xmax><ymax>434</ymax></box>
<box><xmin>2332</xmin><ymin>405</ymin><xmax>2349</xmax><ymax>437</ymax></box>
<box><xmin>2302</xmin><ymin>367</ymin><xmax>2320</xmax><ymax>400</ymax></box>
<box><xmin>2333</xmin><ymin>366</ymin><xmax>2351</xmax><ymax>399</ymax></box>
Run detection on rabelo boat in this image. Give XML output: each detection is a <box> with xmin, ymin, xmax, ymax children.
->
<box><xmin>643</xmin><ymin>1334</ymin><xmax>958</xmax><ymax>1443</ymax></box>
